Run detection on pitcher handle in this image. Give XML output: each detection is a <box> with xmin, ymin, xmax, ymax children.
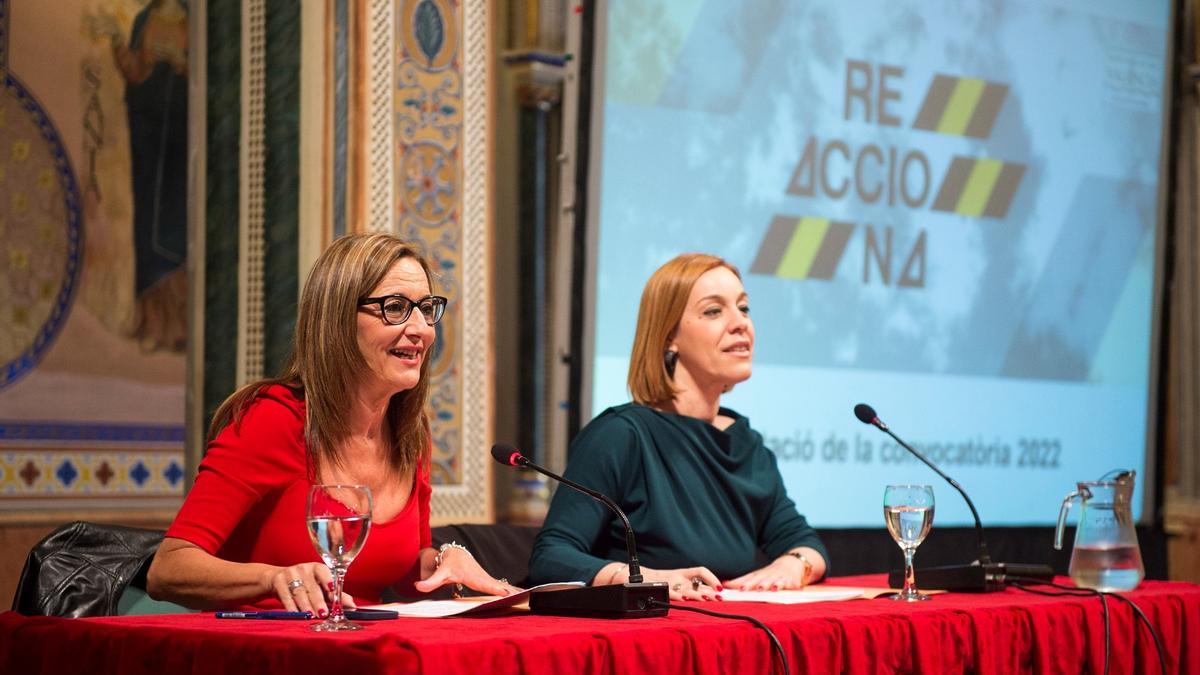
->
<box><xmin>1054</xmin><ymin>490</ymin><xmax>1079</xmax><ymax>550</ymax></box>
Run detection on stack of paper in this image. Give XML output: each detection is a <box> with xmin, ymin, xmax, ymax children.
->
<box><xmin>717</xmin><ymin>586</ymin><xmax>864</xmax><ymax>604</ymax></box>
<box><xmin>365</xmin><ymin>582</ymin><xmax>585</xmax><ymax>618</ymax></box>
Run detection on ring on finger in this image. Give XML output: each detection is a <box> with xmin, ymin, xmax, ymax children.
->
<box><xmin>671</xmin><ymin>582</ymin><xmax>682</xmax><ymax>592</ymax></box>
<box><xmin>691</xmin><ymin>576</ymin><xmax>703</xmax><ymax>592</ymax></box>
<box><xmin>287</xmin><ymin>578</ymin><xmax>304</xmax><ymax>593</ymax></box>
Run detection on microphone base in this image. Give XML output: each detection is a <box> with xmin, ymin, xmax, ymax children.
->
<box><xmin>888</xmin><ymin>562</ymin><xmax>1055</xmax><ymax>592</ymax></box>
<box><xmin>529</xmin><ymin>582</ymin><xmax>670</xmax><ymax>619</ymax></box>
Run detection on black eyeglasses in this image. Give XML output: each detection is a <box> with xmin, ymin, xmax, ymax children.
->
<box><xmin>358</xmin><ymin>294</ymin><xmax>448</xmax><ymax>325</ymax></box>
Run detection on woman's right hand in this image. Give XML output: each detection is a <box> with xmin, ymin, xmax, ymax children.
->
<box><xmin>638</xmin><ymin>565</ymin><xmax>723</xmax><ymax>601</ymax></box>
<box><xmin>270</xmin><ymin>563</ymin><xmax>355</xmax><ymax>617</ymax></box>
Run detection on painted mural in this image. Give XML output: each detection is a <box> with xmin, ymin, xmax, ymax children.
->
<box><xmin>0</xmin><ymin>0</ymin><xmax>185</xmax><ymax>512</ymax></box>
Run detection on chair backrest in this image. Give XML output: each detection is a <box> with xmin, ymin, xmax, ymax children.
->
<box><xmin>384</xmin><ymin>523</ymin><xmax>540</xmax><ymax>600</ymax></box>
<box><xmin>432</xmin><ymin>523</ymin><xmax>540</xmax><ymax>587</ymax></box>
<box><xmin>12</xmin><ymin>521</ymin><xmax>164</xmax><ymax>617</ymax></box>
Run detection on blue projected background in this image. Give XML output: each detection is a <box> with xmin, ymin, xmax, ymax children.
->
<box><xmin>587</xmin><ymin>0</ymin><xmax>1171</xmax><ymax>527</ymax></box>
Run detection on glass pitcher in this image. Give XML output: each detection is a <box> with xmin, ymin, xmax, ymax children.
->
<box><xmin>1054</xmin><ymin>471</ymin><xmax>1143</xmax><ymax>591</ymax></box>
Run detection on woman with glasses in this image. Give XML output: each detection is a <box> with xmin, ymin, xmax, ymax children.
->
<box><xmin>148</xmin><ymin>233</ymin><xmax>513</xmax><ymax>614</ymax></box>
<box><xmin>529</xmin><ymin>253</ymin><xmax>828</xmax><ymax>601</ymax></box>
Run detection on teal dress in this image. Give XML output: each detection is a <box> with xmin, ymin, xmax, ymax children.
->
<box><xmin>529</xmin><ymin>403</ymin><xmax>827</xmax><ymax>585</ymax></box>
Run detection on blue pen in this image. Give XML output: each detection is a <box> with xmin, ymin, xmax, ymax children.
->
<box><xmin>215</xmin><ymin>611</ymin><xmax>313</xmax><ymax>620</ymax></box>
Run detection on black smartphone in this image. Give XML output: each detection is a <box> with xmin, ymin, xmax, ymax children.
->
<box><xmin>344</xmin><ymin>608</ymin><xmax>399</xmax><ymax>621</ymax></box>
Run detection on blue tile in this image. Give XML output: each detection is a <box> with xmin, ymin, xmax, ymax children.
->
<box><xmin>130</xmin><ymin>461</ymin><xmax>150</xmax><ymax>486</ymax></box>
<box><xmin>55</xmin><ymin>459</ymin><xmax>78</xmax><ymax>487</ymax></box>
<box><xmin>164</xmin><ymin>461</ymin><xmax>184</xmax><ymax>486</ymax></box>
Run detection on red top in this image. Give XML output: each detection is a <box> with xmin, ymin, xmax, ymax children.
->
<box><xmin>166</xmin><ymin>385</ymin><xmax>432</xmax><ymax>608</ymax></box>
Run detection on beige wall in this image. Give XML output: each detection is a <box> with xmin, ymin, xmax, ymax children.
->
<box><xmin>1168</xmin><ymin>530</ymin><xmax>1200</xmax><ymax>583</ymax></box>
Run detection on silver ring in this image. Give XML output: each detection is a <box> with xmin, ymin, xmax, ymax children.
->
<box><xmin>671</xmin><ymin>582</ymin><xmax>682</xmax><ymax>593</ymax></box>
<box><xmin>691</xmin><ymin>577</ymin><xmax>703</xmax><ymax>591</ymax></box>
<box><xmin>498</xmin><ymin>578</ymin><xmax>509</xmax><ymax>585</ymax></box>
<box><xmin>287</xmin><ymin>578</ymin><xmax>304</xmax><ymax>593</ymax></box>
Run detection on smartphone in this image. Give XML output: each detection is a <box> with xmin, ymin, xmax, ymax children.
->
<box><xmin>344</xmin><ymin>608</ymin><xmax>399</xmax><ymax>621</ymax></box>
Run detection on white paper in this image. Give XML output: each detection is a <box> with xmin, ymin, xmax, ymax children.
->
<box><xmin>365</xmin><ymin>582</ymin><xmax>586</xmax><ymax>618</ymax></box>
<box><xmin>718</xmin><ymin>587</ymin><xmax>863</xmax><ymax>604</ymax></box>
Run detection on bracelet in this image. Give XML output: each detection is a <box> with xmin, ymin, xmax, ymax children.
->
<box><xmin>785</xmin><ymin>551</ymin><xmax>813</xmax><ymax>582</ymax></box>
<box><xmin>607</xmin><ymin>563</ymin><xmax>628</xmax><ymax>585</ymax></box>
<box><xmin>435</xmin><ymin>541</ymin><xmax>472</xmax><ymax>569</ymax></box>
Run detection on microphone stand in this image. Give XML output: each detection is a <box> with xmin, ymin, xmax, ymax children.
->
<box><xmin>512</xmin><ymin>454</ymin><xmax>646</xmax><ymax>583</ymax></box>
<box><xmin>875</xmin><ymin>423</ymin><xmax>993</xmax><ymax>567</ymax></box>
<box><xmin>858</xmin><ymin>406</ymin><xmax>1054</xmax><ymax>592</ymax></box>
<box><xmin>494</xmin><ymin>447</ymin><xmax>669</xmax><ymax>618</ymax></box>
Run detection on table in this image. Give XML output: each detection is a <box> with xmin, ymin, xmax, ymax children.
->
<box><xmin>2</xmin><ymin>575</ymin><xmax>1197</xmax><ymax>674</ymax></box>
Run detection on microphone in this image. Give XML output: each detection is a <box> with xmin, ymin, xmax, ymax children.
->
<box><xmin>854</xmin><ymin>404</ymin><xmax>1053</xmax><ymax>591</ymax></box>
<box><xmin>855</xmin><ymin>404</ymin><xmax>990</xmax><ymax>563</ymax></box>
<box><xmin>490</xmin><ymin>444</ymin><xmax>668</xmax><ymax>618</ymax></box>
<box><xmin>490</xmin><ymin>444</ymin><xmax>646</xmax><ymax>584</ymax></box>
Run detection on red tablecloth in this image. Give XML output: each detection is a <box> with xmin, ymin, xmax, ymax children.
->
<box><xmin>2</xmin><ymin>575</ymin><xmax>1197</xmax><ymax>674</ymax></box>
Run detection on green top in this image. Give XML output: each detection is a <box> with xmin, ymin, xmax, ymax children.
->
<box><xmin>529</xmin><ymin>403</ymin><xmax>827</xmax><ymax>585</ymax></box>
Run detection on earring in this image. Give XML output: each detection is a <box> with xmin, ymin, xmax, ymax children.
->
<box><xmin>663</xmin><ymin>349</ymin><xmax>679</xmax><ymax>377</ymax></box>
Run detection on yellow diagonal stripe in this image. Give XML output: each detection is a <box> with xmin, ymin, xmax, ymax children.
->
<box><xmin>956</xmin><ymin>159</ymin><xmax>1004</xmax><ymax>217</ymax></box>
<box><xmin>776</xmin><ymin>217</ymin><xmax>830</xmax><ymax>279</ymax></box>
<box><xmin>937</xmin><ymin>78</ymin><xmax>986</xmax><ymax>136</ymax></box>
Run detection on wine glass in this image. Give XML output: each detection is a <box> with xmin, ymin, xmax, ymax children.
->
<box><xmin>307</xmin><ymin>484</ymin><xmax>372</xmax><ymax>631</ymax></box>
<box><xmin>883</xmin><ymin>484</ymin><xmax>934</xmax><ymax>602</ymax></box>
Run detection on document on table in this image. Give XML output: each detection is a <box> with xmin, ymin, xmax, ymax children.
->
<box><xmin>718</xmin><ymin>586</ymin><xmax>865</xmax><ymax>603</ymax></box>
<box><xmin>365</xmin><ymin>582</ymin><xmax>586</xmax><ymax>618</ymax></box>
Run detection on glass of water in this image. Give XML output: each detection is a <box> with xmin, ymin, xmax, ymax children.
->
<box><xmin>307</xmin><ymin>484</ymin><xmax>372</xmax><ymax>631</ymax></box>
<box><xmin>883</xmin><ymin>484</ymin><xmax>934</xmax><ymax>602</ymax></box>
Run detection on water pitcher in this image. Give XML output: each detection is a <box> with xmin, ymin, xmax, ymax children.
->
<box><xmin>1054</xmin><ymin>471</ymin><xmax>1143</xmax><ymax>591</ymax></box>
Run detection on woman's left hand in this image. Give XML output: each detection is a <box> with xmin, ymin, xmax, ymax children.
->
<box><xmin>724</xmin><ymin>555</ymin><xmax>811</xmax><ymax>592</ymax></box>
<box><xmin>413</xmin><ymin>547</ymin><xmax>521</xmax><ymax>597</ymax></box>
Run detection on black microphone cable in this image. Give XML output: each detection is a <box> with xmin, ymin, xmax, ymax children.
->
<box><xmin>646</xmin><ymin>598</ymin><xmax>790</xmax><ymax>675</ymax></box>
<box><xmin>1099</xmin><ymin>592</ymin><xmax>1166</xmax><ymax>674</ymax></box>
<box><xmin>1006</xmin><ymin>577</ymin><xmax>1110</xmax><ymax>675</ymax></box>
<box><xmin>1007</xmin><ymin>576</ymin><xmax>1167</xmax><ymax>675</ymax></box>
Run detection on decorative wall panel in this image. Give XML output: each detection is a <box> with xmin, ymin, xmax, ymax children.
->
<box><xmin>346</xmin><ymin>0</ymin><xmax>491</xmax><ymax>522</ymax></box>
<box><xmin>1</xmin><ymin>422</ymin><xmax>184</xmax><ymax>509</ymax></box>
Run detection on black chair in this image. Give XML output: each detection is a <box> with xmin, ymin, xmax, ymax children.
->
<box><xmin>12</xmin><ymin>521</ymin><xmax>165</xmax><ymax>617</ymax></box>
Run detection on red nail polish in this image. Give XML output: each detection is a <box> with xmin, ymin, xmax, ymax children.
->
<box><xmin>717</xmin><ymin>585</ymin><xmax>724</xmax><ymax>592</ymax></box>
<box><xmin>318</xmin><ymin>609</ymin><xmax>327</xmax><ymax>618</ymax></box>
<box><xmin>716</xmin><ymin>595</ymin><xmax>724</xmax><ymax>601</ymax></box>
<box><xmin>327</xmin><ymin>582</ymin><xmax>334</xmax><ymax>591</ymax></box>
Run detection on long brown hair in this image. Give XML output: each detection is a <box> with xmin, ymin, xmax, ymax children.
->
<box><xmin>627</xmin><ymin>253</ymin><xmax>740</xmax><ymax>406</ymax></box>
<box><xmin>208</xmin><ymin>233</ymin><xmax>436</xmax><ymax>479</ymax></box>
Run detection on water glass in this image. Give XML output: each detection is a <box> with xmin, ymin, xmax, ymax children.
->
<box><xmin>883</xmin><ymin>484</ymin><xmax>934</xmax><ymax>602</ymax></box>
<box><xmin>307</xmin><ymin>484</ymin><xmax>372</xmax><ymax>631</ymax></box>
